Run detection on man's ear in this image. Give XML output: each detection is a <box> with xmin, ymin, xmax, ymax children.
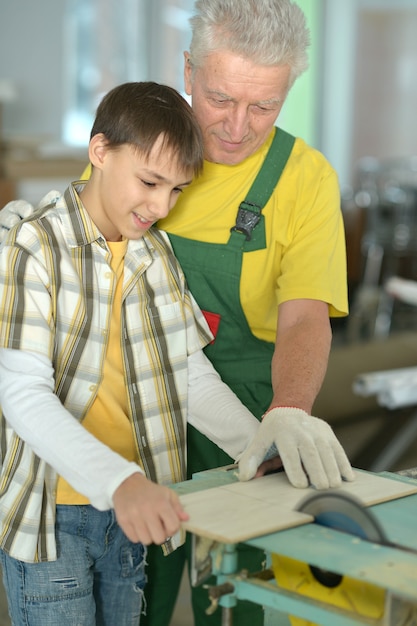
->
<box><xmin>88</xmin><ymin>133</ymin><xmax>108</xmax><ymax>170</ymax></box>
<box><xmin>183</xmin><ymin>51</ymin><xmax>192</xmax><ymax>96</ymax></box>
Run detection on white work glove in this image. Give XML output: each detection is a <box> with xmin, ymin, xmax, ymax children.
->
<box><xmin>0</xmin><ymin>191</ymin><xmax>60</xmax><ymax>245</ymax></box>
<box><xmin>0</xmin><ymin>199</ymin><xmax>34</xmax><ymax>242</ymax></box>
<box><xmin>238</xmin><ymin>407</ymin><xmax>355</xmax><ymax>490</ymax></box>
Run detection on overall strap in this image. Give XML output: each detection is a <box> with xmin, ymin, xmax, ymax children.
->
<box><xmin>231</xmin><ymin>127</ymin><xmax>296</xmax><ymax>241</ymax></box>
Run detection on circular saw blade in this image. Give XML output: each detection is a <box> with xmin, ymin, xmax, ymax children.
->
<box><xmin>297</xmin><ymin>491</ymin><xmax>388</xmax><ymax>544</ymax></box>
<box><xmin>273</xmin><ymin>490</ymin><xmax>389</xmax><ymax>609</ymax></box>
<box><xmin>295</xmin><ymin>491</ymin><xmax>389</xmax><ymax>589</ymax></box>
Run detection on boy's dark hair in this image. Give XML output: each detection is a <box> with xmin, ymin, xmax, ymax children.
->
<box><xmin>90</xmin><ymin>82</ymin><xmax>204</xmax><ymax>176</ymax></box>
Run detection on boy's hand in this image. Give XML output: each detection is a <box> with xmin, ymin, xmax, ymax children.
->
<box><xmin>112</xmin><ymin>473</ymin><xmax>189</xmax><ymax>544</ymax></box>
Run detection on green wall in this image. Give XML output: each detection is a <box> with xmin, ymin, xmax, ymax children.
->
<box><xmin>279</xmin><ymin>0</ymin><xmax>322</xmax><ymax>147</ymax></box>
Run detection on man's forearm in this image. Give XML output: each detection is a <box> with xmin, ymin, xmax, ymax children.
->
<box><xmin>270</xmin><ymin>303</ymin><xmax>332</xmax><ymax>413</ymax></box>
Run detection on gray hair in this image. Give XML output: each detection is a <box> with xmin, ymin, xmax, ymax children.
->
<box><xmin>189</xmin><ymin>0</ymin><xmax>310</xmax><ymax>87</ymax></box>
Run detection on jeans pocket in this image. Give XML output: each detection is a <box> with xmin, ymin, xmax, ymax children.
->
<box><xmin>121</xmin><ymin>542</ymin><xmax>147</xmax><ymax>588</ymax></box>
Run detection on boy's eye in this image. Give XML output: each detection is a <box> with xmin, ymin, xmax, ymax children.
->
<box><xmin>141</xmin><ymin>179</ymin><xmax>156</xmax><ymax>187</ymax></box>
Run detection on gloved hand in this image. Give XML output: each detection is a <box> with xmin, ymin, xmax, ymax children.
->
<box><xmin>0</xmin><ymin>191</ymin><xmax>60</xmax><ymax>245</ymax></box>
<box><xmin>0</xmin><ymin>199</ymin><xmax>34</xmax><ymax>241</ymax></box>
<box><xmin>238</xmin><ymin>407</ymin><xmax>355</xmax><ymax>489</ymax></box>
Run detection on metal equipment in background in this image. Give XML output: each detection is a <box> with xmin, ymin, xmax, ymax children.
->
<box><xmin>345</xmin><ymin>156</ymin><xmax>417</xmax><ymax>341</ymax></box>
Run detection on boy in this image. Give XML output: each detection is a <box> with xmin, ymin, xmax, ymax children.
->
<box><xmin>0</xmin><ymin>81</ymin><xmax>263</xmax><ymax>625</ymax></box>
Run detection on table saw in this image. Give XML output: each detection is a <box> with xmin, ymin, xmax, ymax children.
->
<box><xmin>172</xmin><ymin>465</ymin><xmax>417</xmax><ymax>626</ymax></box>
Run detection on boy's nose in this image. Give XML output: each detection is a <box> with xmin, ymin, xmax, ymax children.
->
<box><xmin>150</xmin><ymin>196</ymin><xmax>171</xmax><ymax>220</ymax></box>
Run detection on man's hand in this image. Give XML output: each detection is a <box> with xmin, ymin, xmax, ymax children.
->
<box><xmin>238</xmin><ymin>407</ymin><xmax>355</xmax><ymax>489</ymax></box>
<box><xmin>0</xmin><ymin>200</ymin><xmax>34</xmax><ymax>241</ymax></box>
<box><xmin>0</xmin><ymin>191</ymin><xmax>60</xmax><ymax>245</ymax></box>
<box><xmin>112</xmin><ymin>473</ymin><xmax>189</xmax><ymax>544</ymax></box>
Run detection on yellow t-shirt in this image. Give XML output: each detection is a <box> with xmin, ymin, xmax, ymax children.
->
<box><xmin>81</xmin><ymin>128</ymin><xmax>348</xmax><ymax>344</ymax></box>
<box><xmin>158</xmin><ymin>128</ymin><xmax>348</xmax><ymax>344</ymax></box>
<box><xmin>56</xmin><ymin>239</ymin><xmax>137</xmax><ymax>504</ymax></box>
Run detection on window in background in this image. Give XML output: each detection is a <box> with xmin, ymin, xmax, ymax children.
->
<box><xmin>353</xmin><ymin>1</ymin><xmax>417</xmax><ymax>163</ymax></box>
<box><xmin>147</xmin><ymin>0</ymin><xmax>194</xmax><ymax>92</ymax></box>
<box><xmin>63</xmin><ymin>0</ymin><xmax>194</xmax><ymax>146</ymax></box>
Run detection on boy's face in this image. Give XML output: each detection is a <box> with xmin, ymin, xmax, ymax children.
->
<box><xmin>83</xmin><ymin>133</ymin><xmax>193</xmax><ymax>242</ymax></box>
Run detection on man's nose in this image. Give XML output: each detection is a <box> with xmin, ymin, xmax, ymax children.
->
<box><xmin>223</xmin><ymin>105</ymin><xmax>249</xmax><ymax>140</ymax></box>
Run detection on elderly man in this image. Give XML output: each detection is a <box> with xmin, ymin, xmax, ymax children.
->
<box><xmin>144</xmin><ymin>1</ymin><xmax>353</xmax><ymax>625</ymax></box>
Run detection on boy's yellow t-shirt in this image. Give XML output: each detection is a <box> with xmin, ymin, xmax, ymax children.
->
<box><xmin>56</xmin><ymin>239</ymin><xmax>137</xmax><ymax>504</ymax></box>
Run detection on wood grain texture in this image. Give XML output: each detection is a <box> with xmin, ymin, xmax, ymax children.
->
<box><xmin>180</xmin><ymin>469</ymin><xmax>417</xmax><ymax>543</ymax></box>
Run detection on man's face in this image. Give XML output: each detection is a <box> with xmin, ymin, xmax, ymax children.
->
<box><xmin>83</xmin><ymin>134</ymin><xmax>193</xmax><ymax>242</ymax></box>
<box><xmin>184</xmin><ymin>50</ymin><xmax>291</xmax><ymax>165</ymax></box>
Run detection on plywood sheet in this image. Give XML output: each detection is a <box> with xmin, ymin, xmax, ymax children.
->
<box><xmin>180</xmin><ymin>487</ymin><xmax>313</xmax><ymax>544</ymax></box>
<box><xmin>180</xmin><ymin>469</ymin><xmax>417</xmax><ymax>543</ymax></box>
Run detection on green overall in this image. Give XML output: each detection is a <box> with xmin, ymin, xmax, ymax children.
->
<box><xmin>143</xmin><ymin>128</ymin><xmax>295</xmax><ymax>626</ymax></box>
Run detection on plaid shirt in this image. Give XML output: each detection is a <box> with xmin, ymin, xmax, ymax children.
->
<box><xmin>0</xmin><ymin>182</ymin><xmax>211</xmax><ymax>562</ymax></box>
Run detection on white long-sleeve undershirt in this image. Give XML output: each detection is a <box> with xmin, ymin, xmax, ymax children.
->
<box><xmin>0</xmin><ymin>348</ymin><xmax>259</xmax><ymax>510</ymax></box>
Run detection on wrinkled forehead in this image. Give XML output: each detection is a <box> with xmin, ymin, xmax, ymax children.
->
<box><xmin>192</xmin><ymin>51</ymin><xmax>291</xmax><ymax>99</ymax></box>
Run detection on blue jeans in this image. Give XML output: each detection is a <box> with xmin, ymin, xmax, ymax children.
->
<box><xmin>0</xmin><ymin>505</ymin><xmax>147</xmax><ymax>626</ymax></box>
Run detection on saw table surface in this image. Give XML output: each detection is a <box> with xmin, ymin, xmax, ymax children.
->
<box><xmin>178</xmin><ymin>468</ymin><xmax>417</xmax><ymax>544</ymax></box>
<box><xmin>174</xmin><ymin>467</ymin><xmax>417</xmax><ymax>606</ymax></box>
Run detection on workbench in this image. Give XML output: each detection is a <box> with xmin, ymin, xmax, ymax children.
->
<box><xmin>173</xmin><ymin>466</ymin><xmax>417</xmax><ymax>626</ymax></box>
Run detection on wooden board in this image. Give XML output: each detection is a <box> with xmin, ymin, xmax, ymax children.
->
<box><xmin>180</xmin><ymin>469</ymin><xmax>417</xmax><ymax>544</ymax></box>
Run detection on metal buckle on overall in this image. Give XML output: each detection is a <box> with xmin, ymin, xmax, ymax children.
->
<box><xmin>230</xmin><ymin>201</ymin><xmax>262</xmax><ymax>241</ymax></box>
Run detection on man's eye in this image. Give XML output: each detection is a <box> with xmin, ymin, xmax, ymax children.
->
<box><xmin>210</xmin><ymin>98</ymin><xmax>228</xmax><ymax>105</ymax></box>
<box><xmin>255</xmin><ymin>104</ymin><xmax>279</xmax><ymax>113</ymax></box>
